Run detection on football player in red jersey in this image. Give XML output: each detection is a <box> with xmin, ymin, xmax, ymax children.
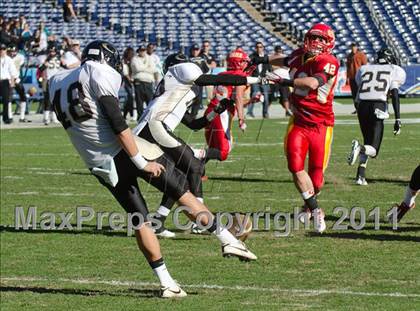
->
<box><xmin>266</xmin><ymin>23</ymin><xmax>339</xmax><ymax>233</ymax></box>
<box><xmin>201</xmin><ymin>48</ymin><xmax>253</xmax><ymax>162</ymax></box>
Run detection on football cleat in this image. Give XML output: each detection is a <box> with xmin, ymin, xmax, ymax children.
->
<box><xmin>222</xmin><ymin>241</ymin><xmax>257</xmax><ymax>261</ymax></box>
<box><xmin>160</xmin><ymin>284</ymin><xmax>187</xmax><ymax>298</ymax></box>
<box><xmin>190</xmin><ymin>223</ymin><xmax>206</xmax><ymax>234</ymax></box>
<box><xmin>348</xmin><ymin>139</ymin><xmax>361</xmax><ymax>165</ymax></box>
<box><xmin>355</xmin><ymin>176</ymin><xmax>368</xmax><ymax>186</ymax></box>
<box><xmin>297</xmin><ymin>205</ymin><xmax>312</xmax><ymax>224</ymax></box>
<box><xmin>312</xmin><ymin>208</ymin><xmax>326</xmax><ymax>233</ymax></box>
<box><xmin>389</xmin><ymin>202</ymin><xmax>415</xmax><ymax>223</ymax></box>
<box><xmin>155</xmin><ymin>229</ymin><xmax>176</xmax><ymax>238</ymax></box>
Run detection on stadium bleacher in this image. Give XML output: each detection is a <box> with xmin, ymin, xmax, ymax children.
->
<box><xmin>1</xmin><ymin>0</ymin><xmax>418</xmax><ymax>63</ymax></box>
<box><xmin>256</xmin><ymin>0</ymin><xmax>419</xmax><ymax>64</ymax></box>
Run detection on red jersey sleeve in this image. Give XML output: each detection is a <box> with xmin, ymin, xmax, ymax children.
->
<box><xmin>311</xmin><ymin>54</ymin><xmax>340</xmax><ymax>83</ymax></box>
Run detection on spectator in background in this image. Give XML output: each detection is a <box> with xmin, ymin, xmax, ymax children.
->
<box><xmin>200</xmin><ymin>40</ymin><xmax>217</xmax><ymax>101</ymax></box>
<box><xmin>247</xmin><ymin>41</ymin><xmax>271</xmax><ymax>118</ymax></box>
<box><xmin>346</xmin><ymin>42</ymin><xmax>367</xmax><ymax>112</ymax></box>
<box><xmin>38</xmin><ymin>21</ymin><xmax>49</xmax><ymax>52</ymax></box>
<box><xmin>146</xmin><ymin>43</ymin><xmax>162</xmax><ymax>81</ymax></box>
<box><xmin>0</xmin><ymin>21</ymin><xmax>16</xmax><ymax>46</ymax></box>
<box><xmin>270</xmin><ymin>46</ymin><xmax>292</xmax><ymax>117</ymax></box>
<box><xmin>122</xmin><ymin>47</ymin><xmax>136</xmax><ymax>121</ymax></box>
<box><xmin>1</xmin><ymin>43</ymin><xmax>18</xmax><ymax>124</ymax></box>
<box><xmin>8</xmin><ymin>44</ymin><xmax>30</xmax><ymax>122</ymax></box>
<box><xmin>63</xmin><ymin>0</ymin><xmax>77</xmax><ymax>23</ymax></box>
<box><xmin>61</xmin><ymin>39</ymin><xmax>81</xmax><ymax>69</ymax></box>
<box><xmin>39</xmin><ymin>45</ymin><xmax>62</xmax><ymax>125</ymax></box>
<box><xmin>131</xmin><ymin>44</ymin><xmax>157</xmax><ymax>118</ymax></box>
<box><xmin>189</xmin><ymin>43</ymin><xmax>209</xmax><ymax>118</ymax></box>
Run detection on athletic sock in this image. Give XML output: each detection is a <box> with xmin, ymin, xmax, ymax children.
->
<box><xmin>149</xmin><ymin>258</ymin><xmax>177</xmax><ymax>288</ymax></box>
<box><xmin>212</xmin><ymin>227</ymin><xmax>239</xmax><ymax>245</ymax></box>
<box><xmin>363</xmin><ymin>145</ymin><xmax>376</xmax><ymax>157</ymax></box>
<box><xmin>357</xmin><ymin>154</ymin><xmax>368</xmax><ymax>178</ymax></box>
<box><xmin>403</xmin><ymin>186</ymin><xmax>418</xmax><ymax>207</ymax></box>
<box><xmin>20</xmin><ymin>102</ymin><xmax>26</xmax><ymax>120</ymax></box>
<box><xmin>44</xmin><ymin>110</ymin><xmax>50</xmax><ymax>122</ymax></box>
<box><xmin>301</xmin><ymin>190</ymin><xmax>319</xmax><ymax>211</ymax></box>
<box><xmin>157</xmin><ymin>205</ymin><xmax>171</xmax><ymax>217</ymax></box>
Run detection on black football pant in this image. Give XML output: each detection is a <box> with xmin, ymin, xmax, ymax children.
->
<box><xmin>357</xmin><ymin>101</ymin><xmax>386</xmax><ymax>156</ymax></box>
<box><xmin>409</xmin><ymin>165</ymin><xmax>420</xmax><ymax>191</ymax></box>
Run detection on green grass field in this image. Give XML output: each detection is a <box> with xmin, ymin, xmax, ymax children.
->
<box><xmin>1</xmin><ymin>115</ymin><xmax>420</xmax><ymax>310</ymax></box>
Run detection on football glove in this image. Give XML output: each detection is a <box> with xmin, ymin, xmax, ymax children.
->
<box><xmin>393</xmin><ymin>119</ymin><xmax>401</xmax><ymax>135</ymax></box>
<box><xmin>265</xmin><ymin>72</ymin><xmax>294</xmax><ymax>87</ymax></box>
<box><xmin>214</xmin><ymin>98</ymin><xmax>234</xmax><ymax>114</ymax></box>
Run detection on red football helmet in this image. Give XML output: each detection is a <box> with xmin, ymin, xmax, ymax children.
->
<box><xmin>226</xmin><ymin>48</ymin><xmax>250</xmax><ymax>71</ymax></box>
<box><xmin>304</xmin><ymin>23</ymin><xmax>335</xmax><ymax>55</ymax></box>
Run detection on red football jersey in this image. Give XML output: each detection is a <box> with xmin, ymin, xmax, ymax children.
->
<box><xmin>288</xmin><ymin>48</ymin><xmax>339</xmax><ymax>126</ymax></box>
<box><xmin>208</xmin><ymin>69</ymin><xmax>248</xmax><ymax>114</ymax></box>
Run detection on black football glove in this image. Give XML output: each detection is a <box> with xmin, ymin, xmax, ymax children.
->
<box><xmin>214</xmin><ymin>98</ymin><xmax>234</xmax><ymax>114</ymax></box>
<box><xmin>393</xmin><ymin>119</ymin><xmax>401</xmax><ymax>135</ymax></box>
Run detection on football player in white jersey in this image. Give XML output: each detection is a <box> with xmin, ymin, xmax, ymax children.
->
<box><xmin>348</xmin><ymin>48</ymin><xmax>406</xmax><ymax>185</ymax></box>
<box><xmin>40</xmin><ymin>45</ymin><xmax>63</xmax><ymax>125</ymax></box>
<box><xmin>49</xmin><ymin>41</ymin><xmax>257</xmax><ymax>298</ymax></box>
<box><xmin>133</xmin><ymin>52</ymin><xmax>261</xmax><ymax>237</ymax></box>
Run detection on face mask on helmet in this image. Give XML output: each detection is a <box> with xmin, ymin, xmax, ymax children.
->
<box><xmin>303</xmin><ymin>24</ymin><xmax>335</xmax><ymax>56</ymax></box>
<box><xmin>227</xmin><ymin>48</ymin><xmax>250</xmax><ymax>71</ymax></box>
<box><xmin>82</xmin><ymin>40</ymin><xmax>122</xmax><ymax>73</ymax></box>
<box><xmin>163</xmin><ymin>52</ymin><xmax>188</xmax><ymax>73</ymax></box>
<box><xmin>376</xmin><ymin>48</ymin><xmax>397</xmax><ymax>65</ymax></box>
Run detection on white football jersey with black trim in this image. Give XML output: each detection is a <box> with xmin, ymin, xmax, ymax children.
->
<box><xmin>356</xmin><ymin>64</ymin><xmax>406</xmax><ymax>102</ymax></box>
<box><xmin>49</xmin><ymin>60</ymin><xmax>122</xmax><ymax>168</ymax></box>
<box><xmin>133</xmin><ymin>62</ymin><xmax>202</xmax><ymax>135</ymax></box>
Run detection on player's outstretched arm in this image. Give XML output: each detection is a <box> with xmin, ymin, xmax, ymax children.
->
<box><xmin>194</xmin><ymin>74</ymin><xmax>260</xmax><ymax>86</ymax></box>
<box><xmin>390</xmin><ymin>88</ymin><xmax>401</xmax><ymax>135</ymax></box>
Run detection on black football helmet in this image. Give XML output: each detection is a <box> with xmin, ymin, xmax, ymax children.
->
<box><xmin>375</xmin><ymin>47</ymin><xmax>398</xmax><ymax>65</ymax></box>
<box><xmin>163</xmin><ymin>52</ymin><xmax>188</xmax><ymax>73</ymax></box>
<box><xmin>82</xmin><ymin>40</ymin><xmax>122</xmax><ymax>73</ymax></box>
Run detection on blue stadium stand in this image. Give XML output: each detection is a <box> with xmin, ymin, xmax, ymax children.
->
<box><xmin>254</xmin><ymin>0</ymin><xmax>419</xmax><ymax>64</ymax></box>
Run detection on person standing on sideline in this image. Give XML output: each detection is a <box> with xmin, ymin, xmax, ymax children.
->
<box><xmin>346</xmin><ymin>42</ymin><xmax>367</xmax><ymax>113</ymax></box>
<box><xmin>122</xmin><ymin>47</ymin><xmax>136</xmax><ymax>121</ymax></box>
<box><xmin>270</xmin><ymin>46</ymin><xmax>292</xmax><ymax>117</ymax></box>
<box><xmin>131</xmin><ymin>44</ymin><xmax>157</xmax><ymax>118</ymax></box>
<box><xmin>8</xmin><ymin>44</ymin><xmax>31</xmax><ymax>122</ymax></box>
<box><xmin>1</xmin><ymin>43</ymin><xmax>18</xmax><ymax>124</ymax></box>
<box><xmin>247</xmin><ymin>42</ymin><xmax>272</xmax><ymax>118</ymax></box>
<box><xmin>200</xmin><ymin>40</ymin><xmax>217</xmax><ymax>101</ymax></box>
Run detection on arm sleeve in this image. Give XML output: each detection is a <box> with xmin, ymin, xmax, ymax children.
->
<box><xmin>194</xmin><ymin>74</ymin><xmax>247</xmax><ymax>86</ymax></box>
<box><xmin>98</xmin><ymin>96</ymin><xmax>128</xmax><ymax>134</ymax></box>
<box><xmin>181</xmin><ymin>111</ymin><xmax>209</xmax><ymax>130</ymax></box>
<box><xmin>390</xmin><ymin>66</ymin><xmax>406</xmax><ymax>90</ymax></box>
<box><xmin>390</xmin><ymin>88</ymin><xmax>400</xmax><ymax>120</ymax></box>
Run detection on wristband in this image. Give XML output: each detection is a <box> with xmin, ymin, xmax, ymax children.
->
<box><xmin>130</xmin><ymin>152</ymin><xmax>148</xmax><ymax>170</ymax></box>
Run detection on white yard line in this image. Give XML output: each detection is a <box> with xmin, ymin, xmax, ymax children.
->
<box><xmin>1</xmin><ymin>276</ymin><xmax>419</xmax><ymax>298</ymax></box>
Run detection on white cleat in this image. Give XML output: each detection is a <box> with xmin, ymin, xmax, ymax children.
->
<box><xmin>355</xmin><ymin>176</ymin><xmax>368</xmax><ymax>186</ymax></box>
<box><xmin>348</xmin><ymin>140</ymin><xmax>361</xmax><ymax>166</ymax></box>
<box><xmin>155</xmin><ymin>229</ymin><xmax>176</xmax><ymax>238</ymax></box>
<box><xmin>312</xmin><ymin>208</ymin><xmax>326</xmax><ymax>233</ymax></box>
<box><xmin>298</xmin><ymin>206</ymin><xmax>312</xmax><ymax>224</ymax></box>
<box><xmin>222</xmin><ymin>241</ymin><xmax>257</xmax><ymax>261</ymax></box>
<box><xmin>190</xmin><ymin>223</ymin><xmax>206</xmax><ymax>234</ymax></box>
<box><xmin>160</xmin><ymin>284</ymin><xmax>187</xmax><ymax>298</ymax></box>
